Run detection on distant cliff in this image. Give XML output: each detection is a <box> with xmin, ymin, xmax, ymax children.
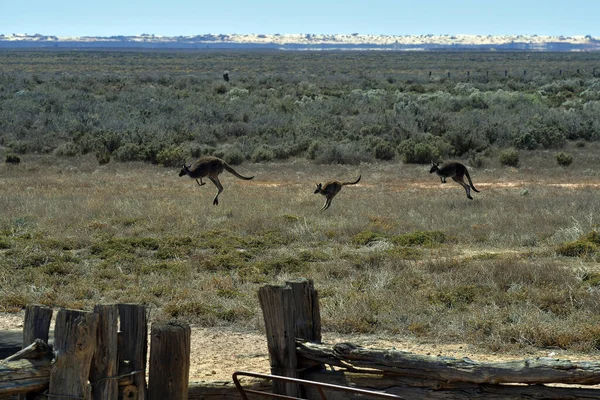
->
<box><xmin>1</xmin><ymin>33</ymin><xmax>599</xmax><ymax>51</ymax></box>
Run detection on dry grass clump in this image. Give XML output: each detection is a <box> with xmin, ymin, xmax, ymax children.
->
<box><xmin>2</xmin><ymin>154</ymin><xmax>600</xmax><ymax>353</ymax></box>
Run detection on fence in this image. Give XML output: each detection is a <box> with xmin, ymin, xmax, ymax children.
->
<box><xmin>4</xmin><ymin>279</ymin><xmax>600</xmax><ymax>399</ymax></box>
<box><xmin>0</xmin><ymin>304</ymin><xmax>189</xmax><ymax>400</ymax></box>
<box><xmin>258</xmin><ymin>278</ymin><xmax>600</xmax><ymax>400</ymax></box>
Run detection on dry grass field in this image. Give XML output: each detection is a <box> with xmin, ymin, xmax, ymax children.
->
<box><xmin>2</xmin><ymin>144</ymin><xmax>600</xmax><ymax>369</ymax></box>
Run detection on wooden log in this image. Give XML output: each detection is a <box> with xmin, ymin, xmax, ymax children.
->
<box><xmin>6</xmin><ymin>339</ymin><xmax>52</xmax><ymax>362</ymax></box>
<box><xmin>187</xmin><ymin>380</ymin><xmax>272</xmax><ymax>399</ymax></box>
<box><xmin>0</xmin><ymin>340</ymin><xmax>53</xmax><ymax>396</ymax></box>
<box><xmin>148</xmin><ymin>321</ymin><xmax>191</xmax><ymax>400</ymax></box>
<box><xmin>118</xmin><ymin>304</ymin><xmax>148</xmax><ymax>400</ymax></box>
<box><xmin>48</xmin><ymin>309</ymin><xmax>99</xmax><ymax>400</ymax></box>
<box><xmin>90</xmin><ymin>304</ymin><xmax>119</xmax><ymax>400</ymax></box>
<box><xmin>22</xmin><ymin>305</ymin><xmax>53</xmax><ymax>349</ymax></box>
<box><xmin>302</xmin><ymin>370</ymin><xmax>600</xmax><ymax>400</ymax></box>
<box><xmin>258</xmin><ymin>284</ymin><xmax>300</xmax><ymax>397</ymax></box>
<box><xmin>297</xmin><ymin>341</ymin><xmax>600</xmax><ymax>385</ymax></box>
<box><xmin>0</xmin><ymin>358</ymin><xmax>53</xmax><ymax>396</ymax></box>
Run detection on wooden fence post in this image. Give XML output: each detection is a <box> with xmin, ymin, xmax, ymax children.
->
<box><xmin>286</xmin><ymin>278</ymin><xmax>321</xmax><ymax>343</ymax></box>
<box><xmin>22</xmin><ymin>305</ymin><xmax>53</xmax><ymax>348</ymax></box>
<box><xmin>90</xmin><ymin>305</ymin><xmax>119</xmax><ymax>400</ymax></box>
<box><xmin>148</xmin><ymin>321</ymin><xmax>191</xmax><ymax>400</ymax></box>
<box><xmin>48</xmin><ymin>309</ymin><xmax>98</xmax><ymax>400</ymax></box>
<box><xmin>118</xmin><ymin>304</ymin><xmax>148</xmax><ymax>400</ymax></box>
<box><xmin>21</xmin><ymin>305</ymin><xmax>53</xmax><ymax>400</ymax></box>
<box><xmin>258</xmin><ymin>284</ymin><xmax>300</xmax><ymax>397</ymax></box>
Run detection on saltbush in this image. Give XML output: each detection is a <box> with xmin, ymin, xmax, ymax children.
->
<box><xmin>5</xmin><ymin>154</ymin><xmax>20</xmax><ymax>164</ymax></box>
<box><xmin>251</xmin><ymin>145</ymin><xmax>275</xmax><ymax>163</ymax></box>
<box><xmin>397</xmin><ymin>136</ymin><xmax>452</xmax><ymax>164</ymax></box>
<box><xmin>213</xmin><ymin>147</ymin><xmax>245</xmax><ymax>165</ymax></box>
<box><xmin>113</xmin><ymin>143</ymin><xmax>145</xmax><ymax>162</ymax></box>
<box><xmin>555</xmin><ymin>152</ymin><xmax>573</xmax><ymax>166</ymax></box>
<box><xmin>374</xmin><ymin>141</ymin><xmax>396</xmax><ymax>160</ymax></box>
<box><xmin>156</xmin><ymin>146</ymin><xmax>188</xmax><ymax>167</ymax></box>
<box><xmin>53</xmin><ymin>142</ymin><xmax>80</xmax><ymax>157</ymax></box>
<box><xmin>499</xmin><ymin>149</ymin><xmax>519</xmax><ymax>167</ymax></box>
<box><xmin>95</xmin><ymin>150</ymin><xmax>110</xmax><ymax>165</ymax></box>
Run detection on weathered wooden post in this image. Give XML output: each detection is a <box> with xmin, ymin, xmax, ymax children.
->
<box><xmin>20</xmin><ymin>305</ymin><xmax>53</xmax><ymax>400</ymax></box>
<box><xmin>258</xmin><ymin>284</ymin><xmax>300</xmax><ymax>397</ymax></box>
<box><xmin>118</xmin><ymin>304</ymin><xmax>148</xmax><ymax>400</ymax></box>
<box><xmin>22</xmin><ymin>305</ymin><xmax>53</xmax><ymax>348</ymax></box>
<box><xmin>286</xmin><ymin>279</ymin><xmax>321</xmax><ymax>344</ymax></box>
<box><xmin>90</xmin><ymin>305</ymin><xmax>119</xmax><ymax>400</ymax></box>
<box><xmin>48</xmin><ymin>309</ymin><xmax>99</xmax><ymax>400</ymax></box>
<box><xmin>148</xmin><ymin>321</ymin><xmax>191</xmax><ymax>400</ymax></box>
<box><xmin>505</xmin><ymin>70</ymin><xmax>508</xmax><ymax>77</ymax></box>
<box><xmin>259</xmin><ymin>279</ymin><xmax>323</xmax><ymax>397</ymax></box>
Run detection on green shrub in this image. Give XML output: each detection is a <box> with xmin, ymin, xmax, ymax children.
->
<box><xmin>156</xmin><ymin>146</ymin><xmax>188</xmax><ymax>167</ymax></box>
<box><xmin>53</xmin><ymin>142</ymin><xmax>80</xmax><ymax>157</ymax></box>
<box><xmin>306</xmin><ymin>141</ymin><xmax>320</xmax><ymax>160</ymax></box>
<box><xmin>113</xmin><ymin>143</ymin><xmax>145</xmax><ymax>162</ymax></box>
<box><xmin>392</xmin><ymin>231</ymin><xmax>447</xmax><ymax>247</ymax></box>
<box><xmin>556</xmin><ymin>240</ymin><xmax>596</xmax><ymax>257</ymax></box>
<box><xmin>353</xmin><ymin>231</ymin><xmax>388</xmax><ymax>246</ymax></box>
<box><xmin>213</xmin><ymin>147</ymin><xmax>245</xmax><ymax>165</ymax></box>
<box><xmin>499</xmin><ymin>149</ymin><xmax>519</xmax><ymax>167</ymax></box>
<box><xmin>556</xmin><ymin>231</ymin><xmax>600</xmax><ymax>257</ymax></box>
<box><xmin>95</xmin><ymin>150</ymin><xmax>110</xmax><ymax>165</ymax></box>
<box><xmin>5</xmin><ymin>154</ymin><xmax>20</xmax><ymax>164</ymax></box>
<box><xmin>7</xmin><ymin>141</ymin><xmax>29</xmax><ymax>154</ymax></box>
<box><xmin>397</xmin><ymin>136</ymin><xmax>452</xmax><ymax>164</ymax></box>
<box><xmin>555</xmin><ymin>152</ymin><xmax>573</xmax><ymax>166</ymax></box>
<box><xmin>251</xmin><ymin>145</ymin><xmax>275</xmax><ymax>163</ymax></box>
<box><xmin>374</xmin><ymin>141</ymin><xmax>396</xmax><ymax>160</ymax></box>
<box><xmin>468</xmin><ymin>150</ymin><xmax>484</xmax><ymax>168</ymax></box>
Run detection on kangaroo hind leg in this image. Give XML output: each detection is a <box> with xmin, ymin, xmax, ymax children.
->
<box><xmin>452</xmin><ymin>176</ymin><xmax>472</xmax><ymax>200</ymax></box>
<box><xmin>209</xmin><ymin>176</ymin><xmax>224</xmax><ymax>205</ymax></box>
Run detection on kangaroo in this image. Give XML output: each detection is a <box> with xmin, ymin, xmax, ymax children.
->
<box><xmin>179</xmin><ymin>156</ymin><xmax>254</xmax><ymax>205</ymax></box>
<box><xmin>429</xmin><ymin>162</ymin><xmax>480</xmax><ymax>200</ymax></box>
<box><xmin>314</xmin><ymin>175</ymin><xmax>361</xmax><ymax>211</ymax></box>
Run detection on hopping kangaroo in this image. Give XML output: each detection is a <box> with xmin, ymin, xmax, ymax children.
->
<box><xmin>429</xmin><ymin>162</ymin><xmax>480</xmax><ymax>200</ymax></box>
<box><xmin>179</xmin><ymin>156</ymin><xmax>254</xmax><ymax>205</ymax></box>
<box><xmin>314</xmin><ymin>175</ymin><xmax>361</xmax><ymax>211</ymax></box>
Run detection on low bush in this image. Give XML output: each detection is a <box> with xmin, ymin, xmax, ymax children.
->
<box><xmin>156</xmin><ymin>146</ymin><xmax>188</xmax><ymax>167</ymax></box>
<box><xmin>556</xmin><ymin>231</ymin><xmax>600</xmax><ymax>257</ymax></box>
<box><xmin>251</xmin><ymin>145</ymin><xmax>275</xmax><ymax>163</ymax></box>
<box><xmin>555</xmin><ymin>152</ymin><xmax>573</xmax><ymax>166</ymax></box>
<box><xmin>499</xmin><ymin>149</ymin><xmax>519</xmax><ymax>167</ymax></box>
<box><xmin>5</xmin><ymin>154</ymin><xmax>20</xmax><ymax>164</ymax></box>
<box><xmin>392</xmin><ymin>231</ymin><xmax>447</xmax><ymax>247</ymax></box>
<box><xmin>397</xmin><ymin>136</ymin><xmax>452</xmax><ymax>164</ymax></box>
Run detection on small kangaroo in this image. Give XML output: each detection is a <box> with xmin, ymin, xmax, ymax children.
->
<box><xmin>314</xmin><ymin>175</ymin><xmax>361</xmax><ymax>211</ymax></box>
<box><xmin>429</xmin><ymin>162</ymin><xmax>480</xmax><ymax>200</ymax></box>
<box><xmin>179</xmin><ymin>156</ymin><xmax>254</xmax><ymax>205</ymax></box>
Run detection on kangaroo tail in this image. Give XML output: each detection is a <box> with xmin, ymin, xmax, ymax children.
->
<box><xmin>223</xmin><ymin>163</ymin><xmax>254</xmax><ymax>180</ymax></box>
<box><xmin>342</xmin><ymin>175</ymin><xmax>361</xmax><ymax>186</ymax></box>
<box><xmin>464</xmin><ymin>169</ymin><xmax>480</xmax><ymax>192</ymax></box>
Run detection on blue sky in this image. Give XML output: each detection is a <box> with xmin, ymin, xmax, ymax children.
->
<box><xmin>1</xmin><ymin>0</ymin><xmax>597</xmax><ymax>37</ymax></box>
